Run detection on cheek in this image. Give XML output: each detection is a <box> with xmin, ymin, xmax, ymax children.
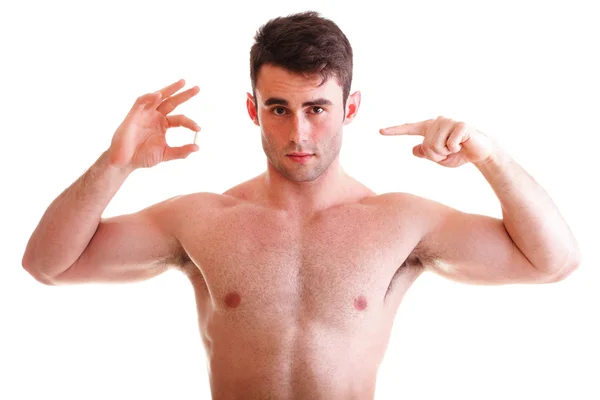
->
<box><xmin>316</xmin><ymin>116</ymin><xmax>341</xmax><ymax>138</ymax></box>
<box><xmin>259</xmin><ymin>117</ymin><xmax>278</xmax><ymax>140</ymax></box>
<box><xmin>262</xmin><ymin>131</ymin><xmax>284</xmax><ymax>151</ymax></box>
<box><xmin>264</xmin><ymin>118</ymin><xmax>281</xmax><ymax>132</ymax></box>
<box><xmin>260</xmin><ymin>112</ymin><xmax>285</xmax><ymax>130</ymax></box>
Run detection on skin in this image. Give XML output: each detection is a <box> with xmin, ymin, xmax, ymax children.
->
<box><xmin>23</xmin><ymin>67</ymin><xmax>581</xmax><ymax>399</ymax></box>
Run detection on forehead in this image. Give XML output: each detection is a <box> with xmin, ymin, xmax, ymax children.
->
<box><xmin>255</xmin><ymin>64</ymin><xmax>343</xmax><ymax>103</ymax></box>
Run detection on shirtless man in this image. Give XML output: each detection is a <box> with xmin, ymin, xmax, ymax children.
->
<box><xmin>22</xmin><ymin>11</ymin><xmax>581</xmax><ymax>400</ymax></box>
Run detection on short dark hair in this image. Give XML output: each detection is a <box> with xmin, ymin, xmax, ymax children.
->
<box><xmin>250</xmin><ymin>11</ymin><xmax>353</xmax><ymax>107</ymax></box>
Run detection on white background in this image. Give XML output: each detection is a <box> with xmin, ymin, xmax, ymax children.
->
<box><xmin>1</xmin><ymin>0</ymin><xmax>598</xmax><ymax>399</ymax></box>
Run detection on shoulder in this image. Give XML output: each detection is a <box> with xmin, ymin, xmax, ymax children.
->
<box><xmin>137</xmin><ymin>192</ymin><xmax>241</xmax><ymax>238</ymax></box>
<box><xmin>170</xmin><ymin>191</ymin><xmax>240</xmax><ymax>208</ymax></box>
<box><xmin>369</xmin><ymin>191</ymin><xmax>454</xmax><ymax>215</ymax></box>
<box><xmin>162</xmin><ymin>191</ymin><xmax>243</xmax><ymax>221</ymax></box>
<box><xmin>155</xmin><ymin>173</ymin><xmax>269</xmax><ymax>224</ymax></box>
<box><xmin>366</xmin><ymin>191</ymin><xmax>454</xmax><ymax>261</ymax></box>
<box><xmin>150</xmin><ymin>192</ymin><xmax>243</xmax><ymax>276</ymax></box>
<box><xmin>361</xmin><ymin>191</ymin><xmax>433</xmax><ymax>215</ymax></box>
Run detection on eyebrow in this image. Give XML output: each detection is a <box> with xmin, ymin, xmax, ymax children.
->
<box><xmin>263</xmin><ymin>97</ymin><xmax>333</xmax><ymax>107</ymax></box>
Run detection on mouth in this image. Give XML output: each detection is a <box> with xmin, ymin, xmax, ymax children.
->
<box><xmin>287</xmin><ymin>153</ymin><xmax>314</xmax><ymax>163</ymax></box>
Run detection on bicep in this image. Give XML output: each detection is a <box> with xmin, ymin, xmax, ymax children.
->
<box><xmin>52</xmin><ymin>199</ymin><xmax>184</xmax><ymax>285</ymax></box>
<box><xmin>412</xmin><ymin>196</ymin><xmax>552</xmax><ymax>285</ymax></box>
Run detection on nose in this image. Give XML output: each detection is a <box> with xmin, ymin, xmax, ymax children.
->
<box><xmin>289</xmin><ymin>114</ymin><xmax>310</xmax><ymax>144</ymax></box>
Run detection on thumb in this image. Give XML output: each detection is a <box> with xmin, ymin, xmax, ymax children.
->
<box><xmin>163</xmin><ymin>144</ymin><xmax>199</xmax><ymax>162</ymax></box>
<box><xmin>412</xmin><ymin>144</ymin><xmax>426</xmax><ymax>158</ymax></box>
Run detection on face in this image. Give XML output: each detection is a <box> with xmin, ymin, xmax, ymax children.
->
<box><xmin>247</xmin><ymin>64</ymin><xmax>360</xmax><ymax>182</ymax></box>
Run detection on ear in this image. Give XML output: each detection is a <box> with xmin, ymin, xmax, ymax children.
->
<box><xmin>343</xmin><ymin>90</ymin><xmax>361</xmax><ymax>125</ymax></box>
<box><xmin>246</xmin><ymin>92</ymin><xmax>259</xmax><ymax>126</ymax></box>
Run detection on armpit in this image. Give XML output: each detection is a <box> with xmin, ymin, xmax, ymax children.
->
<box><xmin>164</xmin><ymin>246</ymin><xmax>201</xmax><ymax>278</ymax></box>
<box><xmin>384</xmin><ymin>249</ymin><xmax>426</xmax><ymax>301</ymax></box>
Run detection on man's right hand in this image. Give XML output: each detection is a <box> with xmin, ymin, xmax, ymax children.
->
<box><xmin>107</xmin><ymin>79</ymin><xmax>201</xmax><ymax>171</ymax></box>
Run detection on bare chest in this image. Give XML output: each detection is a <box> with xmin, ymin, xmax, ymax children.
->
<box><xmin>179</xmin><ymin>201</ymin><xmax>424</xmax><ymax>324</ymax></box>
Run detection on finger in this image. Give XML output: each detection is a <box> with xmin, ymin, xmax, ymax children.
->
<box><xmin>163</xmin><ymin>143</ymin><xmax>199</xmax><ymax>162</ymax></box>
<box><xmin>136</xmin><ymin>80</ymin><xmax>185</xmax><ymax>110</ymax></box>
<box><xmin>437</xmin><ymin>153</ymin><xmax>463</xmax><ymax>168</ymax></box>
<box><xmin>158</xmin><ymin>86</ymin><xmax>200</xmax><ymax>115</ymax></box>
<box><xmin>156</xmin><ymin>79</ymin><xmax>186</xmax><ymax>99</ymax></box>
<box><xmin>431</xmin><ymin>118</ymin><xmax>453</xmax><ymax>156</ymax></box>
<box><xmin>422</xmin><ymin>117</ymin><xmax>449</xmax><ymax>161</ymax></box>
<box><xmin>167</xmin><ymin>114</ymin><xmax>201</xmax><ymax>132</ymax></box>
<box><xmin>412</xmin><ymin>144</ymin><xmax>426</xmax><ymax>158</ymax></box>
<box><xmin>379</xmin><ymin>119</ymin><xmax>434</xmax><ymax>136</ymax></box>
<box><xmin>134</xmin><ymin>92</ymin><xmax>162</xmax><ymax>109</ymax></box>
<box><xmin>446</xmin><ymin>122</ymin><xmax>466</xmax><ymax>153</ymax></box>
<box><xmin>148</xmin><ymin>92</ymin><xmax>163</xmax><ymax>109</ymax></box>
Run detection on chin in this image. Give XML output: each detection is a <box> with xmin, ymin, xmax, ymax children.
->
<box><xmin>266</xmin><ymin>152</ymin><xmax>330</xmax><ymax>182</ymax></box>
<box><xmin>281</xmin><ymin>163</ymin><xmax>327</xmax><ymax>183</ymax></box>
<box><xmin>279</xmin><ymin>168</ymin><xmax>318</xmax><ymax>183</ymax></box>
<box><xmin>290</xmin><ymin>173</ymin><xmax>320</xmax><ymax>183</ymax></box>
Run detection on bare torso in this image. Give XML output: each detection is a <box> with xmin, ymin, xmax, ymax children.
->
<box><xmin>169</xmin><ymin>175</ymin><xmax>427</xmax><ymax>399</ymax></box>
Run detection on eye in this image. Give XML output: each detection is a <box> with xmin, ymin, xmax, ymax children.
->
<box><xmin>311</xmin><ymin>106</ymin><xmax>324</xmax><ymax>114</ymax></box>
<box><xmin>272</xmin><ymin>107</ymin><xmax>287</xmax><ymax>116</ymax></box>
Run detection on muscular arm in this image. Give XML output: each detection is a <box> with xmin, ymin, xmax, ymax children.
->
<box><xmin>22</xmin><ymin>80</ymin><xmax>205</xmax><ymax>285</ymax></box>
<box><xmin>49</xmin><ymin>198</ymin><xmax>186</xmax><ymax>285</ymax></box>
<box><xmin>473</xmin><ymin>149</ymin><xmax>581</xmax><ymax>277</ymax></box>
<box><xmin>22</xmin><ymin>151</ymin><xmax>131</xmax><ymax>283</ymax></box>
<box><xmin>410</xmin><ymin>149</ymin><xmax>581</xmax><ymax>285</ymax></box>
<box><xmin>21</xmin><ymin>151</ymin><xmax>184</xmax><ymax>285</ymax></box>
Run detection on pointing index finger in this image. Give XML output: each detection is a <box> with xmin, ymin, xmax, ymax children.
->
<box><xmin>379</xmin><ymin>119</ymin><xmax>434</xmax><ymax>136</ymax></box>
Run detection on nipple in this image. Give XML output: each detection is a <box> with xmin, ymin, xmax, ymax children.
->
<box><xmin>354</xmin><ymin>295</ymin><xmax>368</xmax><ymax>311</ymax></box>
<box><xmin>224</xmin><ymin>291</ymin><xmax>241</xmax><ymax>309</ymax></box>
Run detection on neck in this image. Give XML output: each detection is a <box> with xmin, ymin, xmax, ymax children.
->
<box><xmin>261</xmin><ymin>155</ymin><xmax>352</xmax><ymax>215</ymax></box>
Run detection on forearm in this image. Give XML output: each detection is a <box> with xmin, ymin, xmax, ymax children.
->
<box><xmin>22</xmin><ymin>150</ymin><xmax>132</xmax><ymax>281</ymax></box>
<box><xmin>474</xmin><ymin>146</ymin><xmax>581</xmax><ymax>276</ymax></box>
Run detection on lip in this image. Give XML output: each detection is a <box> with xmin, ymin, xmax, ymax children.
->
<box><xmin>287</xmin><ymin>154</ymin><xmax>313</xmax><ymax>163</ymax></box>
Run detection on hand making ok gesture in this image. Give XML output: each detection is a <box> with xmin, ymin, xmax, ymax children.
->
<box><xmin>107</xmin><ymin>79</ymin><xmax>201</xmax><ymax>171</ymax></box>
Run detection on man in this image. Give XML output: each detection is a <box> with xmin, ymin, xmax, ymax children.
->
<box><xmin>22</xmin><ymin>11</ymin><xmax>580</xmax><ymax>399</ymax></box>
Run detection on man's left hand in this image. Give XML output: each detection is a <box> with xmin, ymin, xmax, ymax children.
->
<box><xmin>380</xmin><ymin>116</ymin><xmax>496</xmax><ymax>168</ymax></box>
